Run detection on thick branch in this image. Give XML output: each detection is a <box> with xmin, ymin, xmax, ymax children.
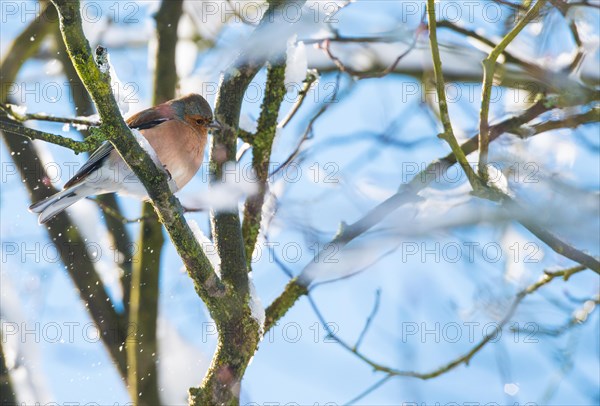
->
<box><xmin>53</xmin><ymin>27</ymin><xmax>135</xmax><ymax>319</ymax></box>
<box><xmin>126</xmin><ymin>2</ymin><xmax>183</xmax><ymax>405</ymax></box>
<box><xmin>242</xmin><ymin>59</ymin><xmax>287</xmax><ymax>268</ymax></box>
<box><xmin>153</xmin><ymin>0</ymin><xmax>183</xmax><ymax>105</ymax></box>
<box><xmin>126</xmin><ymin>203</ymin><xmax>163</xmax><ymax>406</ymax></box>
<box><xmin>192</xmin><ymin>2</ymin><xmax>307</xmax><ymax>404</ymax></box>
<box><xmin>0</xmin><ymin>341</ymin><xmax>17</xmax><ymax>405</ymax></box>
<box><xmin>0</xmin><ymin>2</ymin><xmax>57</xmax><ymax>88</ymax></box>
<box><xmin>2</xmin><ymin>120</ymin><xmax>129</xmax><ymax>377</ymax></box>
<box><xmin>0</xmin><ymin>1</ymin><xmax>128</xmax><ymax>380</ymax></box>
<box><xmin>50</xmin><ymin>0</ymin><xmax>223</xmax><ymax>310</ymax></box>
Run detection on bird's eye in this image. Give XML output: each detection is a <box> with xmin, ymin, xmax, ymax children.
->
<box><xmin>196</xmin><ymin>119</ymin><xmax>204</xmax><ymax>125</ymax></box>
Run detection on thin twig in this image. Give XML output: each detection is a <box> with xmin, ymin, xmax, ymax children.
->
<box><xmin>264</xmin><ymin>96</ymin><xmax>600</xmax><ymax>333</ymax></box>
<box><xmin>0</xmin><ymin>119</ymin><xmax>102</xmax><ymax>153</ymax></box>
<box><xmin>311</xmin><ymin>243</ymin><xmax>404</xmax><ymax>289</ymax></box>
<box><xmin>306</xmin><ymin>264</ymin><xmax>590</xmax><ymax>391</ymax></box>
<box><xmin>322</xmin><ymin>24</ymin><xmax>423</xmax><ymax>80</ymax></box>
<box><xmin>513</xmin><ymin>107</ymin><xmax>600</xmax><ymax>138</ymax></box>
<box><xmin>270</xmin><ymin>72</ymin><xmax>347</xmax><ymax>177</ymax></box>
<box><xmin>346</xmin><ymin>374</ymin><xmax>393</xmax><ymax>405</ymax></box>
<box><xmin>0</xmin><ymin>103</ymin><xmax>100</xmax><ymax>126</ymax></box>
<box><xmin>426</xmin><ymin>0</ymin><xmax>484</xmax><ymax>193</ymax></box>
<box><xmin>478</xmin><ymin>0</ymin><xmax>548</xmax><ymax>181</ymax></box>
<box><xmin>548</xmin><ymin>0</ymin><xmax>586</xmax><ymax>73</ymax></box>
<box><xmin>354</xmin><ymin>289</ymin><xmax>381</xmax><ymax>352</ymax></box>
<box><xmin>511</xmin><ymin>295</ymin><xmax>599</xmax><ymax>336</ymax></box>
<box><xmin>279</xmin><ymin>70</ymin><xmax>319</xmax><ymax>128</ymax></box>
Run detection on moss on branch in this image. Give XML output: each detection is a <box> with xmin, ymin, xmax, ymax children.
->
<box><xmin>51</xmin><ymin>0</ymin><xmax>223</xmax><ymax>310</ymax></box>
<box><xmin>0</xmin><ymin>120</ymin><xmax>103</xmax><ymax>152</ymax></box>
<box><xmin>242</xmin><ymin>60</ymin><xmax>287</xmax><ymax>268</ymax></box>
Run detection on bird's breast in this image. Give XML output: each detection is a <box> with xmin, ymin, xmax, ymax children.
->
<box><xmin>142</xmin><ymin>120</ymin><xmax>207</xmax><ymax>190</ymax></box>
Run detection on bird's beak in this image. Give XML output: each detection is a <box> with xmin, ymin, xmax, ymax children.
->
<box><xmin>206</xmin><ymin>119</ymin><xmax>222</xmax><ymax>130</ymax></box>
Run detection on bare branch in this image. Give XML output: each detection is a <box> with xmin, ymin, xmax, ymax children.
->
<box><xmin>426</xmin><ymin>0</ymin><xmax>485</xmax><ymax>194</ymax></box>
<box><xmin>279</xmin><ymin>70</ymin><xmax>319</xmax><ymax>128</ymax></box>
<box><xmin>270</xmin><ymin>72</ymin><xmax>347</xmax><ymax>177</ymax></box>
<box><xmin>0</xmin><ymin>103</ymin><xmax>100</xmax><ymax>126</ymax></box>
<box><xmin>126</xmin><ymin>1</ymin><xmax>184</xmax><ymax>404</ymax></box>
<box><xmin>0</xmin><ymin>1</ymin><xmax>129</xmax><ymax>380</ymax></box>
<box><xmin>354</xmin><ymin>289</ymin><xmax>381</xmax><ymax>352</ymax></box>
<box><xmin>308</xmin><ymin>264</ymin><xmax>591</xmax><ymax>397</ymax></box>
<box><xmin>0</xmin><ymin>119</ymin><xmax>102</xmax><ymax>153</ymax></box>
<box><xmin>478</xmin><ymin>0</ymin><xmax>548</xmax><ymax>181</ymax></box>
<box><xmin>346</xmin><ymin>374</ymin><xmax>393</xmax><ymax>405</ymax></box>
<box><xmin>514</xmin><ymin>107</ymin><xmax>600</xmax><ymax>137</ymax></box>
<box><xmin>321</xmin><ymin>25</ymin><xmax>422</xmax><ymax>80</ymax></box>
<box><xmin>265</xmin><ymin>96</ymin><xmax>600</xmax><ymax>332</ymax></box>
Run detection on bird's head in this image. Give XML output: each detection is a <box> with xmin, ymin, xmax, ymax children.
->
<box><xmin>170</xmin><ymin>93</ymin><xmax>221</xmax><ymax>133</ymax></box>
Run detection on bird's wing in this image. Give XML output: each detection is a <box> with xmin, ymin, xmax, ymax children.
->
<box><xmin>63</xmin><ymin>141</ymin><xmax>114</xmax><ymax>189</ymax></box>
<box><xmin>126</xmin><ymin>105</ymin><xmax>173</xmax><ymax>130</ymax></box>
<box><xmin>63</xmin><ymin>109</ymin><xmax>172</xmax><ymax>189</ymax></box>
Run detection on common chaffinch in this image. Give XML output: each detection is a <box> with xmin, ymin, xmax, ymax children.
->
<box><xmin>29</xmin><ymin>93</ymin><xmax>220</xmax><ymax>224</ymax></box>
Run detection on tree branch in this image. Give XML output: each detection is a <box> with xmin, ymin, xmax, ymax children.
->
<box><xmin>279</xmin><ymin>70</ymin><xmax>318</xmax><ymax>128</ymax></box>
<box><xmin>0</xmin><ymin>103</ymin><xmax>99</xmax><ymax>126</ymax></box>
<box><xmin>127</xmin><ymin>205</ymin><xmax>163</xmax><ymax>406</ymax></box>
<box><xmin>0</xmin><ymin>1</ymin><xmax>129</xmax><ymax>380</ymax></box>
<box><xmin>330</xmin><ymin>265</ymin><xmax>591</xmax><ymax>403</ymax></box>
<box><xmin>190</xmin><ymin>2</ymin><xmax>307</xmax><ymax>404</ymax></box>
<box><xmin>516</xmin><ymin>106</ymin><xmax>600</xmax><ymax>137</ymax></box>
<box><xmin>0</xmin><ymin>340</ymin><xmax>17</xmax><ymax>405</ymax></box>
<box><xmin>2</xmin><ymin>118</ymin><xmax>129</xmax><ymax>378</ymax></box>
<box><xmin>53</xmin><ymin>26</ymin><xmax>135</xmax><ymax>321</ymax></box>
<box><xmin>50</xmin><ymin>0</ymin><xmax>223</xmax><ymax>309</ymax></box>
<box><xmin>126</xmin><ymin>1</ymin><xmax>183</xmax><ymax>404</ymax></box>
<box><xmin>321</xmin><ymin>25</ymin><xmax>422</xmax><ymax>80</ymax></box>
<box><xmin>242</xmin><ymin>58</ymin><xmax>288</xmax><ymax>269</ymax></box>
<box><xmin>0</xmin><ymin>119</ymin><xmax>103</xmax><ymax>152</ymax></box>
<box><xmin>426</xmin><ymin>0</ymin><xmax>484</xmax><ymax>193</ymax></box>
<box><xmin>478</xmin><ymin>0</ymin><xmax>548</xmax><ymax>181</ymax></box>
<box><xmin>264</xmin><ymin>95</ymin><xmax>599</xmax><ymax>332</ymax></box>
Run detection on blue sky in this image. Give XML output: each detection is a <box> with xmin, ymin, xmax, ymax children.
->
<box><xmin>1</xmin><ymin>1</ymin><xmax>599</xmax><ymax>405</ymax></box>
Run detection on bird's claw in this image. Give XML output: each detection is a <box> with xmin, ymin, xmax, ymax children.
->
<box><xmin>163</xmin><ymin>165</ymin><xmax>172</xmax><ymax>180</ymax></box>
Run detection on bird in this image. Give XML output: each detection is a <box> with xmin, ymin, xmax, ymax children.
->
<box><xmin>29</xmin><ymin>93</ymin><xmax>220</xmax><ymax>224</ymax></box>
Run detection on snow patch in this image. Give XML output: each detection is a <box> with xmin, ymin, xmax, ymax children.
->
<box><xmin>486</xmin><ymin>164</ymin><xmax>511</xmax><ymax>196</ymax></box>
<box><xmin>248</xmin><ymin>272</ymin><xmax>265</xmax><ymax>336</ymax></box>
<box><xmin>188</xmin><ymin>219</ymin><xmax>221</xmax><ymax>277</ymax></box>
<box><xmin>284</xmin><ymin>35</ymin><xmax>308</xmax><ymax>88</ymax></box>
<box><xmin>105</xmin><ymin>53</ymin><xmax>131</xmax><ymax>114</ymax></box>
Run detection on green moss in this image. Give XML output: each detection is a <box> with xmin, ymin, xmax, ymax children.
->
<box><xmin>264</xmin><ymin>279</ymin><xmax>308</xmax><ymax>332</ymax></box>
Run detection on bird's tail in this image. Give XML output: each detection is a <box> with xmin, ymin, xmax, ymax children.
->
<box><xmin>29</xmin><ymin>184</ymin><xmax>87</xmax><ymax>224</ymax></box>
